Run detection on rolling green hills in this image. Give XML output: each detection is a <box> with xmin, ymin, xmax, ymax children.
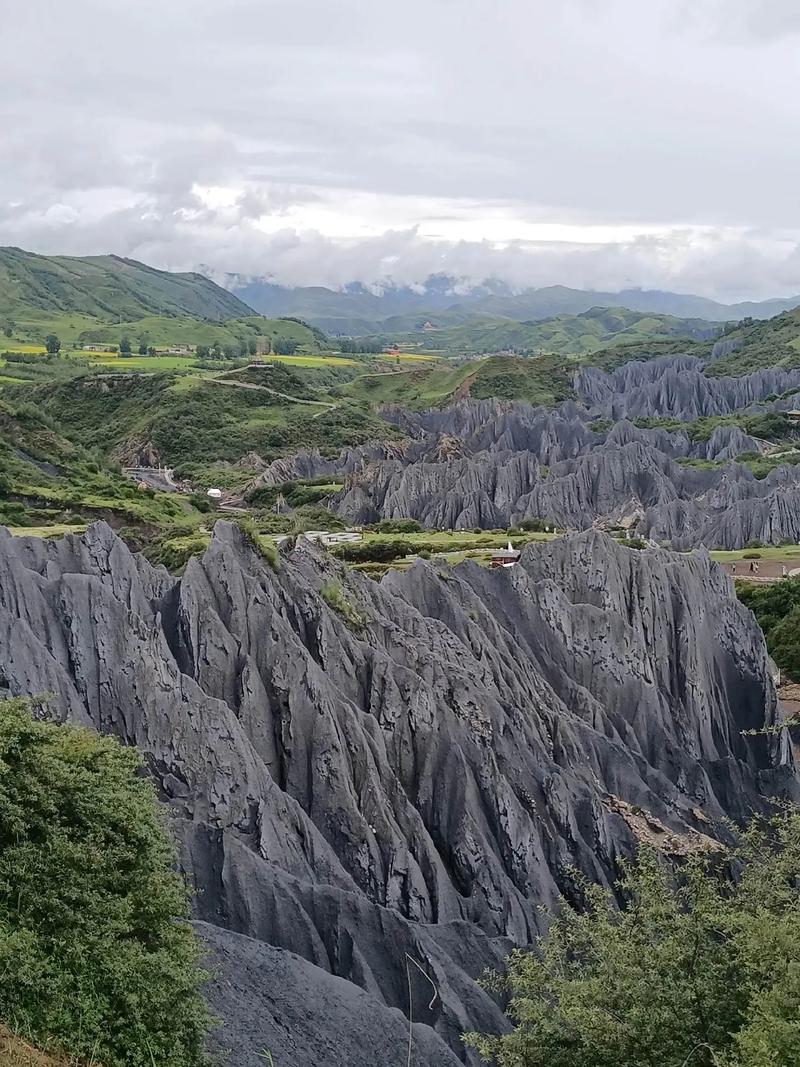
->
<box><xmin>346</xmin><ymin>353</ymin><xmax>574</xmax><ymax>408</ymax></box>
<box><xmin>0</xmin><ymin>247</ymin><xmax>336</xmax><ymax>359</ymax></box>
<box><xmin>0</xmin><ymin>397</ymin><xmax>204</xmax><ymax>535</ymax></box>
<box><xmin>705</xmin><ymin>308</ymin><xmax>800</xmax><ymax>377</ymax></box>
<box><xmin>232</xmin><ymin>276</ymin><xmax>800</xmax><ymax>334</ymax></box>
<box><xmin>0</xmin><ymin>246</ymin><xmax>252</xmax><ymax>322</ymax></box>
<box><xmin>15</xmin><ymin>365</ymin><xmax>397</xmax><ymax>487</ymax></box>
<box><xmin>381</xmin><ymin>306</ymin><xmax>721</xmax><ymax>357</ymax></box>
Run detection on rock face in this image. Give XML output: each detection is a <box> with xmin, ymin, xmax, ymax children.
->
<box><xmin>574</xmin><ymin>355</ymin><xmax>800</xmax><ymax>420</ymax></box>
<box><xmin>0</xmin><ymin>521</ymin><xmax>795</xmax><ymax>1063</ymax></box>
<box><xmin>243</xmin><ymin>355</ymin><xmax>800</xmax><ymax>547</ymax></box>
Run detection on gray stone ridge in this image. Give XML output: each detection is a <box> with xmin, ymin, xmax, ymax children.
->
<box><xmin>0</xmin><ymin>521</ymin><xmax>795</xmax><ymax>1063</ymax></box>
<box><xmin>240</xmin><ymin>356</ymin><xmax>800</xmax><ymax>547</ymax></box>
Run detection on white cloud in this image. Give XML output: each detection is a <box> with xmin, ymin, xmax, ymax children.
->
<box><xmin>1</xmin><ymin>0</ymin><xmax>799</xmax><ymax>299</ymax></box>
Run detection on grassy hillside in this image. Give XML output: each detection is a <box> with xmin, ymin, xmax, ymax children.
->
<box><xmin>347</xmin><ymin>353</ymin><xmax>574</xmax><ymax>408</ymax></box>
<box><xmin>705</xmin><ymin>308</ymin><xmax>800</xmax><ymax>377</ymax></box>
<box><xmin>586</xmin><ymin>337</ymin><xmax>706</xmax><ymax>371</ymax></box>
<box><xmin>371</xmin><ymin>306</ymin><xmax>720</xmax><ymax>357</ymax></box>
<box><xmin>0</xmin><ymin>311</ymin><xmax>330</xmax><ymax>355</ymax></box>
<box><xmin>18</xmin><ymin>366</ymin><xmax>398</xmax><ymax>489</ymax></box>
<box><xmin>0</xmin><ymin>246</ymin><xmax>252</xmax><ymax>322</ymax></box>
<box><xmin>0</xmin><ymin>398</ymin><xmax>204</xmax><ymax>536</ymax></box>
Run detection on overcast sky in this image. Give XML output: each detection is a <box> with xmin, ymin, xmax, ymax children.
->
<box><xmin>2</xmin><ymin>0</ymin><xmax>800</xmax><ymax>298</ymax></box>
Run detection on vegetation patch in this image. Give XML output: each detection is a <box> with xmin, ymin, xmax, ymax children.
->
<box><xmin>237</xmin><ymin>516</ymin><xmax>280</xmax><ymax>570</ymax></box>
<box><xmin>0</xmin><ymin>699</ymin><xmax>210</xmax><ymax>1066</ymax></box>
<box><xmin>320</xmin><ymin>581</ymin><xmax>367</xmax><ymax>632</ymax></box>
<box><xmin>466</xmin><ymin>811</ymin><xmax>800</xmax><ymax>1067</ymax></box>
<box><xmin>736</xmin><ymin>576</ymin><xmax>800</xmax><ymax>679</ymax></box>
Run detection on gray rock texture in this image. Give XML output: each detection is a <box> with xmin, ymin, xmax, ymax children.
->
<box><xmin>245</xmin><ymin>362</ymin><xmax>800</xmax><ymax>545</ymax></box>
<box><xmin>0</xmin><ymin>521</ymin><xmax>795</xmax><ymax>1062</ymax></box>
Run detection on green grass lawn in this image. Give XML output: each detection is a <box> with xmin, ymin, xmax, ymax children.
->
<box><xmin>708</xmin><ymin>545</ymin><xmax>800</xmax><ymax>562</ymax></box>
<box><xmin>6</xmin><ymin>524</ymin><xmax>88</xmax><ymax>538</ymax></box>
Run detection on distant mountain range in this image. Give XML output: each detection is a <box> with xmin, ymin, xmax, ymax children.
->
<box><xmin>372</xmin><ymin>305</ymin><xmax>722</xmax><ymax>357</ymax></box>
<box><xmin>0</xmin><ymin>246</ymin><xmax>254</xmax><ymax>323</ymax></box>
<box><xmin>228</xmin><ymin>273</ymin><xmax>800</xmax><ymax>335</ymax></box>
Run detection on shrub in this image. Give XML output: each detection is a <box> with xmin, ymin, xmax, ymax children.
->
<box><xmin>466</xmin><ymin>811</ymin><xmax>800</xmax><ymax>1067</ymax></box>
<box><xmin>320</xmin><ymin>581</ymin><xmax>366</xmax><ymax>631</ymax></box>
<box><xmin>0</xmin><ymin>699</ymin><xmax>210</xmax><ymax>1066</ymax></box>
<box><xmin>373</xmin><ymin>518</ymin><xmax>422</xmax><ymax>534</ymax></box>
<box><xmin>333</xmin><ymin>539</ymin><xmax>414</xmax><ymax>563</ymax></box>
<box><xmin>237</xmin><ymin>517</ymin><xmax>279</xmax><ymax>570</ymax></box>
<box><xmin>151</xmin><ymin>533</ymin><xmax>210</xmax><ymax>571</ymax></box>
<box><xmin>742</xmin><ymin>550</ymin><xmax>762</xmax><ymax>559</ymax></box>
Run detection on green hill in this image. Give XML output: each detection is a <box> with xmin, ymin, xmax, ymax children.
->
<box><xmin>17</xmin><ymin>366</ymin><xmax>396</xmax><ymax>486</ymax></box>
<box><xmin>705</xmin><ymin>307</ymin><xmax>800</xmax><ymax>377</ymax></box>
<box><xmin>347</xmin><ymin>353</ymin><xmax>574</xmax><ymax>408</ymax></box>
<box><xmin>69</xmin><ymin>313</ymin><xmax>330</xmax><ymax>352</ymax></box>
<box><xmin>232</xmin><ymin>276</ymin><xmax>798</xmax><ymax>333</ymax></box>
<box><xmin>0</xmin><ymin>246</ymin><xmax>253</xmax><ymax>323</ymax></box>
<box><xmin>0</xmin><ymin>397</ymin><xmax>203</xmax><ymax>535</ymax></box>
<box><xmin>372</xmin><ymin>306</ymin><xmax>721</xmax><ymax>357</ymax></box>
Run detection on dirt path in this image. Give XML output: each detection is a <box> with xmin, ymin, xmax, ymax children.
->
<box><xmin>719</xmin><ymin>559</ymin><xmax>800</xmax><ymax>581</ymax></box>
<box><xmin>199</xmin><ymin>375</ymin><xmax>336</xmax><ymax>409</ymax></box>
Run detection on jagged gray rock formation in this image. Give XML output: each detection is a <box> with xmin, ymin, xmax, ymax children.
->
<box><xmin>247</xmin><ymin>380</ymin><xmax>800</xmax><ymax>545</ymax></box>
<box><xmin>574</xmin><ymin>355</ymin><xmax>800</xmax><ymax>420</ymax></box>
<box><xmin>0</xmin><ymin>521</ymin><xmax>795</xmax><ymax>1063</ymax></box>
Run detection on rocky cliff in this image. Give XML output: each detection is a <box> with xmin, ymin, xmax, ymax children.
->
<box><xmin>244</xmin><ymin>364</ymin><xmax>800</xmax><ymax>545</ymax></box>
<box><xmin>0</xmin><ymin>521</ymin><xmax>795</xmax><ymax>1064</ymax></box>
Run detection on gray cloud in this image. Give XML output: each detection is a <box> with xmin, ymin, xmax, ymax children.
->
<box><xmin>1</xmin><ymin>0</ymin><xmax>799</xmax><ymax>299</ymax></box>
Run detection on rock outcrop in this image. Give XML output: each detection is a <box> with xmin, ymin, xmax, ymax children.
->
<box><xmin>574</xmin><ymin>355</ymin><xmax>800</xmax><ymax>420</ymax></box>
<box><xmin>246</xmin><ymin>379</ymin><xmax>800</xmax><ymax>545</ymax></box>
<box><xmin>0</xmin><ymin>521</ymin><xmax>795</xmax><ymax>1063</ymax></box>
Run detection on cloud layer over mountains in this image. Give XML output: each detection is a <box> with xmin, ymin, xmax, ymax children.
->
<box><xmin>3</xmin><ymin>0</ymin><xmax>800</xmax><ymax>298</ymax></box>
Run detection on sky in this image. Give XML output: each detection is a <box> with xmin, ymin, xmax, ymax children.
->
<box><xmin>2</xmin><ymin>0</ymin><xmax>800</xmax><ymax>299</ymax></box>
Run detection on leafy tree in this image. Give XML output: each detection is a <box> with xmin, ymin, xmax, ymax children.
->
<box><xmin>273</xmin><ymin>338</ymin><xmax>299</xmax><ymax>355</ymax></box>
<box><xmin>211</xmin><ymin>342</ymin><xmax>223</xmax><ymax>359</ymax></box>
<box><xmin>44</xmin><ymin>334</ymin><xmax>60</xmax><ymax>355</ymax></box>
<box><xmin>2</xmin><ymin>320</ymin><xmax>13</xmax><ymax>338</ymax></box>
<box><xmin>466</xmin><ymin>812</ymin><xmax>800</xmax><ymax>1067</ymax></box>
<box><xmin>138</xmin><ymin>339</ymin><xmax>148</xmax><ymax>355</ymax></box>
<box><xmin>119</xmin><ymin>336</ymin><xmax>132</xmax><ymax>355</ymax></box>
<box><xmin>737</xmin><ymin>576</ymin><xmax>800</xmax><ymax>679</ymax></box>
<box><xmin>334</xmin><ymin>538</ymin><xmax>414</xmax><ymax>563</ymax></box>
<box><xmin>373</xmin><ymin>518</ymin><xmax>422</xmax><ymax>534</ymax></box>
<box><xmin>0</xmin><ymin>699</ymin><xmax>210</xmax><ymax>1066</ymax></box>
<box><xmin>195</xmin><ymin>344</ymin><xmax>210</xmax><ymax>360</ymax></box>
<box><xmin>223</xmin><ymin>343</ymin><xmax>239</xmax><ymax>360</ymax></box>
<box><xmin>147</xmin><ymin>346</ymin><xmax>157</xmax><ymax>357</ymax></box>
<box><xmin>248</xmin><ymin>339</ymin><xmax>258</xmax><ymax>356</ymax></box>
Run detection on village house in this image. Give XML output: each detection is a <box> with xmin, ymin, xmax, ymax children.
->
<box><xmin>490</xmin><ymin>541</ymin><xmax>521</xmax><ymax>569</ymax></box>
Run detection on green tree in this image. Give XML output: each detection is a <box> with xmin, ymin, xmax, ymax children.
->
<box><xmin>138</xmin><ymin>339</ymin><xmax>148</xmax><ymax>355</ymax></box>
<box><xmin>273</xmin><ymin>338</ymin><xmax>299</xmax><ymax>355</ymax></box>
<box><xmin>44</xmin><ymin>334</ymin><xmax>60</xmax><ymax>355</ymax></box>
<box><xmin>2</xmin><ymin>320</ymin><xmax>13</xmax><ymax>338</ymax></box>
<box><xmin>195</xmin><ymin>344</ymin><xmax>210</xmax><ymax>359</ymax></box>
<box><xmin>737</xmin><ymin>576</ymin><xmax>800</xmax><ymax>679</ymax></box>
<box><xmin>0</xmin><ymin>699</ymin><xmax>210</xmax><ymax>1066</ymax></box>
<box><xmin>248</xmin><ymin>339</ymin><xmax>258</xmax><ymax>356</ymax></box>
<box><xmin>119</xmin><ymin>336</ymin><xmax>132</xmax><ymax>355</ymax></box>
<box><xmin>147</xmin><ymin>345</ymin><xmax>157</xmax><ymax>356</ymax></box>
<box><xmin>466</xmin><ymin>812</ymin><xmax>800</xmax><ymax>1067</ymax></box>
